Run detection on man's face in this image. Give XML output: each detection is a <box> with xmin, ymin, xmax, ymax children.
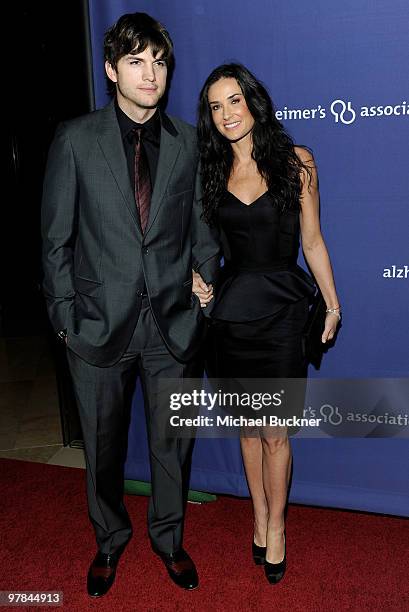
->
<box><xmin>105</xmin><ymin>46</ymin><xmax>167</xmax><ymax>113</ymax></box>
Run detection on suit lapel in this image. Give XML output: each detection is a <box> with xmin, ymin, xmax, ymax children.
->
<box><xmin>96</xmin><ymin>102</ymin><xmax>142</xmax><ymax>234</ymax></box>
<box><xmin>145</xmin><ymin>117</ymin><xmax>181</xmax><ymax>235</ymax></box>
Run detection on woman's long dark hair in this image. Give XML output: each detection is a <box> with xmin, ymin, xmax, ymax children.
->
<box><xmin>198</xmin><ymin>63</ymin><xmax>312</xmax><ymax>225</ymax></box>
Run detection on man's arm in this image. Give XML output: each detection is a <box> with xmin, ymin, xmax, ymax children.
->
<box><xmin>41</xmin><ymin>122</ymin><xmax>78</xmax><ymax>333</ymax></box>
<box><xmin>191</xmin><ymin>163</ymin><xmax>221</xmax><ymax>290</ymax></box>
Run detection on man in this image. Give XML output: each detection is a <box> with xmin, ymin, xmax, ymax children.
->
<box><xmin>41</xmin><ymin>12</ymin><xmax>218</xmax><ymax>596</ymax></box>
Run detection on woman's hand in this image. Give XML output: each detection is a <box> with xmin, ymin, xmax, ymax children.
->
<box><xmin>192</xmin><ymin>270</ymin><xmax>214</xmax><ymax>307</ymax></box>
<box><xmin>321</xmin><ymin>312</ymin><xmax>341</xmax><ymax>343</ymax></box>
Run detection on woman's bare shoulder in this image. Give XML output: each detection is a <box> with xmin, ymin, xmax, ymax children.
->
<box><xmin>294</xmin><ymin>146</ymin><xmax>315</xmax><ymax>166</ymax></box>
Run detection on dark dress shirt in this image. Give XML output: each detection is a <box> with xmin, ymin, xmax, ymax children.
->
<box><xmin>115</xmin><ymin>101</ymin><xmax>161</xmax><ymax>192</ymax></box>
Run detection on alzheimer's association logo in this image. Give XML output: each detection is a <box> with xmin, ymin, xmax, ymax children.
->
<box><xmin>275</xmin><ymin>98</ymin><xmax>408</xmax><ymax>125</ymax></box>
<box><xmin>330</xmin><ymin>99</ymin><xmax>356</xmax><ymax>124</ymax></box>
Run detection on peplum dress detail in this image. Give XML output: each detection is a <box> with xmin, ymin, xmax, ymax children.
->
<box><xmin>207</xmin><ymin>190</ymin><xmax>316</xmax><ymax>381</ymax></box>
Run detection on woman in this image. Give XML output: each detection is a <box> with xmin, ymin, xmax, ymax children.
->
<box><xmin>194</xmin><ymin>64</ymin><xmax>341</xmax><ymax>584</ymax></box>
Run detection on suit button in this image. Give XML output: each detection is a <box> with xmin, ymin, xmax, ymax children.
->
<box><xmin>137</xmin><ymin>290</ymin><xmax>144</xmax><ymax>297</ymax></box>
<box><xmin>143</xmin><ymin>247</ymin><xmax>149</xmax><ymax>255</ymax></box>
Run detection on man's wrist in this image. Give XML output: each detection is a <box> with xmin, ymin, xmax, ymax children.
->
<box><xmin>56</xmin><ymin>329</ymin><xmax>67</xmax><ymax>342</ymax></box>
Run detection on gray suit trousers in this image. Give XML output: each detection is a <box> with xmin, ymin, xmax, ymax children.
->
<box><xmin>67</xmin><ymin>297</ymin><xmax>200</xmax><ymax>555</ymax></box>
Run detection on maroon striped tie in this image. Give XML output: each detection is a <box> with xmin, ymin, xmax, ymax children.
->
<box><xmin>133</xmin><ymin>128</ymin><xmax>151</xmax><ymax>232</ymax></box>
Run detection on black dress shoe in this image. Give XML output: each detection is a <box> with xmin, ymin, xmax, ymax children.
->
<box><xmin>252</xmin><ymin>541</ymin><xmax>266</xmax><ymax>565</ymax></box>
<box><xmin>87</xmin><ymin>551</ymin><xmax>120</xmax><ymax>597</ymax></box>
<box><xmin>155</xmin><ymin>548</ymin><xmax>199</xmax><ymax>590</ymax></box>
<box><xmin>264</xmin><ymin>535</ymin><xmax>286</xmax><ymax>585</ymax></box>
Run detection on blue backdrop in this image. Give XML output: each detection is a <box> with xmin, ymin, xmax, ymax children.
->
<box><xmin>88</xmin><ymin>0</ymin><xmax>409</xmax><ymax>516</ymax></box>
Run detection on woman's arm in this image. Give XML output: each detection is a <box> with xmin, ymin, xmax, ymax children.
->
<box><xmin>295</xmin><ymin>146</ymin><xmax>341</xmax><ymax>343</ymax></box>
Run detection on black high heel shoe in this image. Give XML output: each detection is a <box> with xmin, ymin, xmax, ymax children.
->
<box><xmin>264</xmin><ymin>534</ymin><xmax>286</xmax><ymax>584</ymax></box>
<box><xmin>252</xmin><ymin>541</ymin><xmax>266</xmax><ymax>565</ymax></box>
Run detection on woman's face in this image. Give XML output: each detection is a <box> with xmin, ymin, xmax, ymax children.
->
<box><xmin>207</xmin><ymin>77</ymin><xmax>255</xmax><ymax>142</ymax></box>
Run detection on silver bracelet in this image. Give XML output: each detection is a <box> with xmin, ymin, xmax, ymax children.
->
<box><xmin>326</xmin><ymin>307</ymin><xmax>342</xmax><ymax>320</ymax></box>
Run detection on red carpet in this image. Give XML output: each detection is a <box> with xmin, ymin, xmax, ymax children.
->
<box><xmin>1</xmin><ymin>458</ymin><xmax>408</xmax><ymax>611</ymax></box>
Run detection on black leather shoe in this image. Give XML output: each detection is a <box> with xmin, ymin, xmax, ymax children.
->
<box><xmin>264</xmin><ymin>535</ymin><xmax>286</xmax><ymax>585</ymax></box>
<box><xmin>252</xmin><ymin>541</ymin><xmax>266</xmax><ymax>565</ymax></box>
<box><xmin>155</xmin><ymin>548</ymin><xmax>199</xmax><ymax>590</ymax></box>
<box><xmin>87</xmin><ymin>551</ymin><xmax>120</xmax><ymax>597</ymax></box>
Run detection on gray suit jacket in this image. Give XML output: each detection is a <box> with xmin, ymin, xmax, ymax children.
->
<box><xmin>41</xmin><ymin>101</ymin><xmax>220</xmax><ymax>366</ymax></box>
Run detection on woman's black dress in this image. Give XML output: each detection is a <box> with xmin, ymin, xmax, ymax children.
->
<box><xmin>207</xmin><ymin>191</ymin><xmax>316</xmax><ymax>400</ymax></box>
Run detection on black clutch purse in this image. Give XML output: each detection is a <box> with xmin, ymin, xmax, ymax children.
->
<box><xmin>302</xmin><ymin>290</ymin><xmax>327</xmax><ymax>368</ymax></box>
